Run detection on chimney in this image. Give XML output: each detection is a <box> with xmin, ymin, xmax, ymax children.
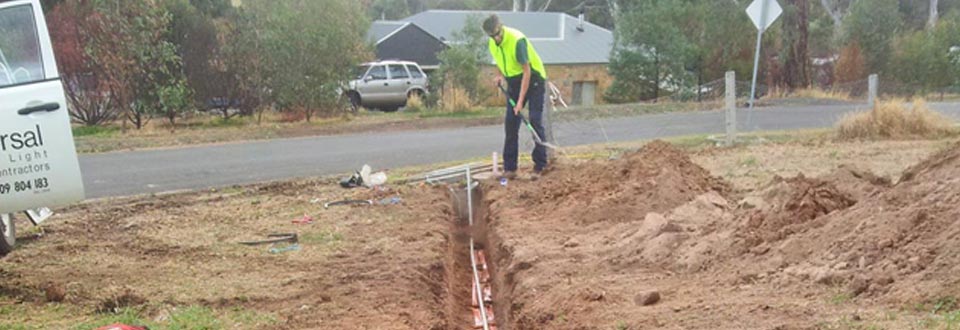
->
<box><xmin>577</xmin><ymin>9</ymin><xmax>585</xmax><ymax>32</ymax></box>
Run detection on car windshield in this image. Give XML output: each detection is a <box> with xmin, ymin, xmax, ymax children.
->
<box><xmin>353</xmin><ymin>65</ymin><xmax>369</xmax><ymax>79</ymax></box>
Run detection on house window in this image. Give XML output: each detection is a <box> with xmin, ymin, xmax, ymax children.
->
<box><xmin>572</xmin><ymin>81</ymin><xmax>597</xmax><ymax>106</ymax></box>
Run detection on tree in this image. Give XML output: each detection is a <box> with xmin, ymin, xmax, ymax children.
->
<box><xmin>246</xmin><ymin>0</ymin><xmax>371</xmax><ymax>121</ymax></box>
<box><xmin>819</xmin><ymin>0</ymin><xmax>857</xmax><ymax>40</ymax></box>
<box><xmin>608</xmin><ymin>1</ymin><xmax>699</xmax><ymax>102</ymax></box>
<box><xmin>189</xmin><ymin>0</ymin><xmax>231</xmax><ymax>17</ymax></box>
<box><xmin>218</xmin><ymin>7</ymin><xmax>270</xmax><ymax>122</ymax></box>
<box><xmin>165</xmin><ymin>0</ymin><xmax>223</xmax><ymax>117</ymax></box>
<box><xmin>834</xmin><ymin>42</ymin><xmax>866</xmax><ymax>83</ymax></box>
<box><xmin>47</xmin><ymin>0</ymin><xmax>119</xmax><ymax>126</ymax></box>
<box><xmin>843</xmin><ymin>0</ymin><xmax>901</xmax><ymax>75</ymax></box>
<box><xmin>436</xmin><ymin>15</ymin><xmax>485</xmax><ymax>102</ymax></box>
<box><xmin>780</xmin><ymin>0</ymin><xmax>811</xmax><ymax>90</ymax></box>
<box><xmin>84</xmin><ymin>0</ymin><xmax>184</xmax><ymax>130</ymax></box>
<box><xmin>606</xmin><ymin>1</ymin><xmax>752</xmax><ymax>103</ymax></box>
<box><xmin>928</xmin><ymin>0</ymin><xmax>939</xmax><ymax>29</ymax></box>
<box><xmin>159</xmin><ymin>79</ymin><xmax>191</xmax><ymax>128</ymax></box>
<box><xmin>888</xmin><ymin>9</ymin><xmax>959</xmax><ymax>96</ymax></box>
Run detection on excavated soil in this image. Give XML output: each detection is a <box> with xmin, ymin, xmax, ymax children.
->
<box><xmin>485</xmin><ymin>140</ymin><xmax>960</xmax><ymax>329</ymax></box>
<box><xmin>3</xmin><ymin>139</ymin><xmax>959</xmax><ymax>329</ymax></box>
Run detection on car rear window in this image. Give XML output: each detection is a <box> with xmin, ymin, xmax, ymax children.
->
<box><xmin>406</xmin><ymin>64</ymin><xmax>424</xmax><ymax>79</ymax></box>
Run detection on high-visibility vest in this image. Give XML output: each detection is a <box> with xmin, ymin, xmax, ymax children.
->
<box><xmin>488</xmin><ymin>26</ymin><xmax>547</xmax><ymax>80</ymax></box>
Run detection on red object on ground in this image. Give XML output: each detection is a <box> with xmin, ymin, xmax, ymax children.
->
<box><xmin>95</xmin><ymin>324</ymin><xmax>148</xmax><ymax>330</ymax></box>
<box><xmin>291</xmin><ymin>214</ymin><xmax>314</xmax><ymax>224</ymax></box>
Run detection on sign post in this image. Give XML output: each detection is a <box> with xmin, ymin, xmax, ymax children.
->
<box><xmin>745</xmin><ymin>0</ymin><xmax>783</xmax><ymax>112</ymax></box>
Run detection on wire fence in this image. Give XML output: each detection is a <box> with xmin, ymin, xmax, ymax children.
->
<box><xmin>535</xmin><ymin>75</ymin><xmax>958</xmax><ymax>154</ymax></box>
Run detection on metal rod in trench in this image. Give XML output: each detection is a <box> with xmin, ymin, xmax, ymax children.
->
<box><xmin>470</xmin><ymin>238</ymin><xmax>490</xmax><ymax>330</ymax></box>
<box><xmin>466</xmin><ymin>168</ymin><xmax>491</xmax><ymax>330</ymax></box>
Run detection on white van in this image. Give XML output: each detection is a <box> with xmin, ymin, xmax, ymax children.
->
<box><xmin>0</xmin><ymin>0</ymin><xmax>85</xmax><ymax>255</ymax></box>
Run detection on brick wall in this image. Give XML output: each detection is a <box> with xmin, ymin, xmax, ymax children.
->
<box><xmin>473</xmin><ymin>64</ymin><xmax>612</xmax><ymax>107</ymax></box>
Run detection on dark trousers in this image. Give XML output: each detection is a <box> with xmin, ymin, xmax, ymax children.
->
<box><xmin>503</xmin><ymin>78</ymin><xmax>547</xmax><ymax>172</ymax></box>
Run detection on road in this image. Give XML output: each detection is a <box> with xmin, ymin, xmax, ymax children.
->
<box><xmin>80</xmin><ymin>102</ymin><xmax>960</xmax><ymax>198</ymax></box>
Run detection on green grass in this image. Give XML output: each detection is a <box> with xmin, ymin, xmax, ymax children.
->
<box><xmin>66</xmin><ymin>305</ymin><xmax>277</xmax><ymax>330</ymax></box>
<box><xmin>300</xmin><ymin>230</ymin><xmax>344</xmax><ymax>245</ymax></box>
<box><xmin>194</xmin><ymin>117</ymin><xmax>249</xmax><ymax>129</ymax></box>
<box><xmin>614</xmin><ymin>320</ymin><xmax>629</xmax><ymax>330</ymax></box>
<box><xmin>0</xmin><ymin>299</ymin><xmax>278</xmax><ymax>330</ymax></box>
<box><xmin>72</xmin><ymin>308</ymin><xmax>150</xmax><ymax>330</ymax></box>
<box><xmin>739</xmin><ymin>156</ymin><xmax>759</xmax><ymax>167</ymax></box>
<box><xmin>414</xmin><ymin>107</ymin><xmax>501</xmax><ymax>119</ymax></box>
<box><xmin>72</xmin><ymin>125</ymin><xmax>120</xmax><ymax>137</ymax></box>
<box><xmin>831</xmin><ymin>292</ymin><xmax>853</xmax><ymax>305</ymax></box>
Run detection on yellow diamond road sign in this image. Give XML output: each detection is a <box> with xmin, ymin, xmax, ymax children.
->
<box><xmin>746</xmin><ymin>0</ymin><xmax>783</xmax><ymax>32</ymax></box>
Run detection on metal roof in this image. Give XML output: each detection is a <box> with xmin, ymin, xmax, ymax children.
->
<box><xmin>367</xmin><ymin>21</ymin><xmax>409</xmax><ymax>44</ymax></box>
<box><xmin>397</xmin><ymin>10</ymin><xmax>613</xmax><ymax>65</ymax></box>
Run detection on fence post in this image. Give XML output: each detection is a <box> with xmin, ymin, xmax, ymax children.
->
<box><xmin>725</xmin><ymin>71</ymin><xmax>737</xmax><ymax>146</ymax></box>
<box><xmin>543</xmin><ymin>87</ymin><xmax>555</xmax><ymax>160</ymax></box>
<box><xmin>868</xmin><ymin>74</ymin><xmax>879</xmax><ymax>108</ymax></box>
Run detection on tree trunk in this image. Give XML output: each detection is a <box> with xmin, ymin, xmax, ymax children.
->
<box><xmin>607</xmin><ymin>0</ymin><xmax>620</xmax><ymax>29</ymax></box>
<box><xmin>784</xmin><ymin>0</ymin><xmax>810</xmax><ymax>90</ymax></box>
<box><xmin>928</xmin><ymin>0</ymin><xmax>939</xmax><ymax>29</ymax></box>
<box><xmin>653</xmin><ymin>53</ymin><xmax>660</xmax><ymax>102</ymax></box>
<box><xmin>820</xmin><ymin>0</ymin><xmax>847</xmax><ymax>40</ymax></box>
<box><xmin>513</xmin><ymin>0</ymin><xmax>520</xmax><ymax>12</ymax></box>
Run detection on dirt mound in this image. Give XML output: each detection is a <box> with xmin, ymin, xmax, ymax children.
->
<box><xmin>900</xmin><ymin>141</ymin><xmax>960</xmax><ymax>182</ymax></box>
<box><xmin>738</xmin><ymin>174</ymin><xmax>856</xmax><ymax>245</ymax></box>
<box><xmin>818</xmin><ymin>164</ymin><xmax>892</xmax><ymax>200</ymax></box>
<box><xmin>504</xmin><ymin>140</ymin><xmax>730</xmax><ymax>224</ymax></box>
<box><xmin>765</xmin><ymin>142</ymin><xmax>960</xmax><ymax>302</ymax></box>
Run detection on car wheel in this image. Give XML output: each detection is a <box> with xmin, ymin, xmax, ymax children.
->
<box><xmin>0</xmin><ymin>214</ymin><xmax>15</xmax><ymax>257</ymax></box>
<box><xmin>348</xmin><ymin>92</ymin><xmax>361</xmax><ymax>112</ymax></box>
<box><xmin>406</xmin><ymin>90</ymin><xmax>423</xmax><ymax>103</ymax></box>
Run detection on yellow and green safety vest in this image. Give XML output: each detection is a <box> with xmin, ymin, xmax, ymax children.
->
<box><xmin>488</xmin><ymin>26</ymin><xmax>547</xmax><ymax>80</ymax></box>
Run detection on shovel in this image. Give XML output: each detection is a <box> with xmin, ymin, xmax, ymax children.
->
<box><xmin>497</xmin><ymin>84</ymin><xmax>564</xmax><ymax>153</ymax></box>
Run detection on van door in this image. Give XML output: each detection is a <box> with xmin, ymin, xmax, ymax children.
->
<box><xmin>0</xmin><ymin>0</ymin><xmax>85</xmax><ymax>214</ymax></box>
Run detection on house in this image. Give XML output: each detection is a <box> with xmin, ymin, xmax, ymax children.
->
<box><xmin>371</xmin><ymin>10</ymin><xmax>614</xmax><ymax>106</ymax></box>
<box><xmin>367</xmin><ymin>21</ymin><xmax>447</xmax><ymax>70</ymax></box>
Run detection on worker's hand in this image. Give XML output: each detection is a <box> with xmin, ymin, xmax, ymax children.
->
<box><xmin>494</xmin><ymin>76</ymin><xmax>503</xmax><ymax>88</ymax></box>
<box><xmin>514</xmin><ymin>103</ymin><xmax>524</xmax><ymax>116</ymax></box>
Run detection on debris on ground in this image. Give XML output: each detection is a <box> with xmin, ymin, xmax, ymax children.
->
<box><xmin>238</xmin><ymin>233</ymin><xmax>298</xmax><ymax>246</ymax></box>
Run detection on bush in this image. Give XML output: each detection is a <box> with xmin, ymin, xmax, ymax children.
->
<box><xmin>837</xmin><ymin>99</ymin><xmax>955</xmax><ymax>140</ymax></box>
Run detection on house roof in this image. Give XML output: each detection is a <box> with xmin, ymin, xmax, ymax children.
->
<box><xmin>367</xmin><ymin>22</ymin><xmax>447</xmax><ymax>68</ymax></box>
<box><xmin>367</xmin><ymin>21</ymin><xmax>409</xmax><ymax>44</ymax></box>
<box><xmin>399</xmin><ymin>10</ymin><xmax>613</xmax><ymax>65</ymax></box>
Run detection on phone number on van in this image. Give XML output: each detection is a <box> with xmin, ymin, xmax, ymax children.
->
<box><xmin>0</xmin><ymin>178</ymin><xmax>50</xmax><ymax>195</ymax></box>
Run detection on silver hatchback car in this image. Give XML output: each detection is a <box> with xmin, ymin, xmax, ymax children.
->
<box><xmin>343</xmin><ymin>60</ymin><xmax>428</xmax><ymax>112</ymax></box>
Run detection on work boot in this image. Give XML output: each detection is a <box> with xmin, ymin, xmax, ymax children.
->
<box><xmin>502</xmin><ymin>171</ymin><xmax>517</xmax><ymax>180</ymax></box>
<box><xmin>531</xmin><ymin>168</ymin><xmax>547</xmax><ymax>181</ymax></box>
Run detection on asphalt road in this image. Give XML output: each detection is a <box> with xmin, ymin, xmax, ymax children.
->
<box><xmin>80</xmin><ymin>102</ymin><xmax>960</xmax><ymax>198</ymax></box>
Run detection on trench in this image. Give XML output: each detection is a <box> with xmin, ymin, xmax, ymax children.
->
<box><xmin>444</xmin><ymin>182</ymin><xmax>514</xmax><ymax>329</ymax></box>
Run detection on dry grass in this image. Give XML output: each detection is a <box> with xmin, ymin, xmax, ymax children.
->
<box><xmin>837</xmin><ymin>98</ymin><xmax>956</xmax><ymax>140</ymax></box>
<box><xmin>441</xmin><ymin>87</ymin><xmax>473</xmax><ymax>113</ymax></box>
<box><xmin>792</xmin><ymin>88</ymin><xmax>852</xmax><ymax>101</ymax></box>
<box><xmin>405</xmin><ymin>93</ymin><xmax>425</xmax><ymax>112</ymax></box>
<box><xmin>768</xmin><ymin>87</ymin><xmax>852</xmax><ymax>101</ymax></box>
